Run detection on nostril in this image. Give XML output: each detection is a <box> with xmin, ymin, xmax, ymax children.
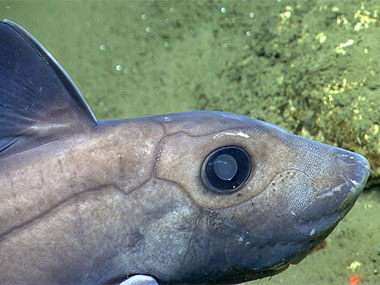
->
<box><xmin>311</xmin><ymin>175</ymin><xmax>346</xmax><ymax>199</ymax></box>
<box><xmin>311</xmin><ymin>176</ymin><xmax>332</xmax><ymax>196</ymax></box>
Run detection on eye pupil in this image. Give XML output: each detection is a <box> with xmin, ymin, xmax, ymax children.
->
<box><xmin>201</xmin><ymin>146</ymin><xmax>252</xmax><ymax>194</ymax></box>
<box><xmin>213</xmin><ymin>154</ymin><xmax>238</xmax><ymax>181</ymax></box>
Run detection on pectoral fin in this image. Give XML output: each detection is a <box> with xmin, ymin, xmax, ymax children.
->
<box><xmin>119</xmin><ymin>275</ymin><xmax>159</xmax><ymax>285</ymax></box>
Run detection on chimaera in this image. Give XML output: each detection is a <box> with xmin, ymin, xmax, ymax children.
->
<box><xmin>0</xmin><ymin>20</ymin><xmax>370</xmax><ymax>284</ymax></box>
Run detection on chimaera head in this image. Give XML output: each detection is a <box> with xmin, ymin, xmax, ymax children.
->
<box><xmin>0</xmin><ymin>20</ymin><xmax>370</xmax><ymax>284</ymax></box>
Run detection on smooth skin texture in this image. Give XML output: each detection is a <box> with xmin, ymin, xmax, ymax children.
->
<box><xmin>0</xmin><ymin>20</ymin><xmax>370</xmax><ymax>284</ymax></box>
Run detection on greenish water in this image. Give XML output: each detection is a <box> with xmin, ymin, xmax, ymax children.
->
<box><xmin>1</xmin><ymin>0</ymin><xmax>379</xmax><ymax>284</ymax></box>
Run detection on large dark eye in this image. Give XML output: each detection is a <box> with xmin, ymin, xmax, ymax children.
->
<box><xmin>201</xmin><ymin>146</ymin><xmax>252</xmax><ymax>194</ymax></box>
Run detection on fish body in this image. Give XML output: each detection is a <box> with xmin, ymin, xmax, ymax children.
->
<box><xmin>0</xmin><ymin>20</ymin><xmax>370</xmax><ymax>284</ymax></box>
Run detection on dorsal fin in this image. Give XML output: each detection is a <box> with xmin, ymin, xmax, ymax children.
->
<box><xmin>0</xmin><ymin>20</ymin><xmax>98</xmax><ymax>156</ymax></box>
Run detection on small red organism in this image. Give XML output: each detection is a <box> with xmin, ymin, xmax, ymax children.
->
<box><xmin>350</xmin><ymin>275</ymin><xmax>360</xmax><ymax>285</ymax></box>
<box><xmin>312</xmin><ymin>240</ymin><xmax>327</xmax><ymax>253</ymax></box>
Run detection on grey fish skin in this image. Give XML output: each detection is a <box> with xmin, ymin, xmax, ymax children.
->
<box><xmin>0</xmin><ymin>20</ymin><xmax>370</xmax><ymax>284</ymax></box>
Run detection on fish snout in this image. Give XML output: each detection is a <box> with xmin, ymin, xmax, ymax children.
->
<box><xmin>309</xmin><ymin>149</ymin><xmax>370</xmax><ymax>218</ymax></box>
<box><xmin>335</xmin><ymin>151</ymin><xmax>370</xmax><ymax>200</ymax></box>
